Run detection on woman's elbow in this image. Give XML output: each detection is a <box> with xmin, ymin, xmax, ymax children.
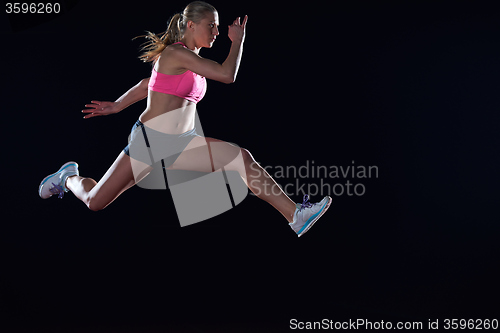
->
<box><xmin>139</xmin><ymin>78</ymin><xmax>150</xmax><ymax>89</ymax></box>
<box><xmin>223</xmin><ymin>75</ymin><xmax>235</xmax><ymax>84</ymax></box>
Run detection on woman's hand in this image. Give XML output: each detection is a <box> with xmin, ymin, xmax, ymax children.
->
<box><xmin>81</xmin><ymin>101</ymin><xmax>119</xmax><ymax>119</ymax></box>
<box><xmin>228</xmin><ymin>15</ymin><xmax>248</xmax><ymax>43</ymax></box>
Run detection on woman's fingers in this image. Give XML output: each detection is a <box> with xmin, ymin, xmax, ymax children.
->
<box><xmin>82</xmin><ymin>108</ymin><xmax>103</xmax><ymax>113</ymax></box>
<box><xmin>84</xmin><ymin>100</ymin><xmax>105</xmax><ymax>109</ymax></box>
<box><xmin>82</xmin><ymin>101</ymin><xmax>111</xmax><ymax>112</ymax></box>
<box><xmin>83</xmin><ymin>113</ymin><xmax>98</xmax><ymax>119</ymax></box>
<box><xmin>81</xmin><ymin>100</ymin><xmax>114</xmax><ymax>119</ymax></box>
<box><xmin>230</xmin><ymin>17</ymin><xmax>240</xmax><ymax>26</ymax></box>
<box><xmin>82</xmin><ymin>109</ymin><xmax>100</xmax><ymax>117</ymax></box>
<box><xmin>82</xmin><ymin>102</ymin><xmax>103</xmax><ymax>118</ymax></box>
<box><xmin>230</xmin><ymin>16</ymin><xmax>247</xmax><ymax>27</ymax></box>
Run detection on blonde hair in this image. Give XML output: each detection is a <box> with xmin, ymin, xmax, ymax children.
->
<box><xmin>136</xmin><ymin>1</ymin><xmax>217</xmax><ymax>63</ymax></box>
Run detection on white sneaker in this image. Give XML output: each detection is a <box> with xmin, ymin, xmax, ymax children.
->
<box><xmin>39</xmin><ymin>162</ymin><xmax>79</xmax><ymax>199</ymax></box>
<box><xmin>289</xmin><ymin>195</ymin><xmax>332</xmax><ymax>237</ymax></box>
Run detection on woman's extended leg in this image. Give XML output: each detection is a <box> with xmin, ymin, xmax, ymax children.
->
<box><xmin>66</xmin><ymin>151</ymin><xmax>146</xmax><ymax>211</ymax></box>
<box><xmin>168</xmin><ymin>136</ymin><xmax>297</xmax><ymax>223</ymax></box>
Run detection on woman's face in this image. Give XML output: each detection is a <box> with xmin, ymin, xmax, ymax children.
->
<box><xmin>192</xmin><ymin>11</ymin><xmax>219</xmax><ymax>48</ymax></box>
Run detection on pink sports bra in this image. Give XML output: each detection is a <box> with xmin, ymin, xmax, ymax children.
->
<box><xmin>148</xmin><ymin>42</ymin><xmax>207</xmax><ymax>104</ymax></box>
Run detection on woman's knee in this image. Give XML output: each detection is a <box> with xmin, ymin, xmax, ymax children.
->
<box><xmin>87</xmin><ymin>196</ymin><xmax>106</xmax><ymax>212</ymax></box>
<box><xmin>240</xmin><ymin>148</ymin><xmax>260</xmax><ymax>173</ymax></box>
<box><xmin>241</xmin><ymin>148</ymin><xmax>255</xmax><ymax>164</ymax></box>
<box><xmin>85</xmin><ymin>190</ymin><xmax>112</xmax><ymax>212</ymax></box>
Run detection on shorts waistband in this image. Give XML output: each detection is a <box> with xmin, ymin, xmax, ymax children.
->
<box><xmin>134</xmin><ymin>120</ymin><xmax>197</xmax><ymax>138</ymax></box>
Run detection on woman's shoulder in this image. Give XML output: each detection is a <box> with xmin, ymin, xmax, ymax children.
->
<box><xmin>157</xmin><ymin>43</ymin><xmax>194</xmax><ymax>72</ymax></box>
<box><xmin>161</xmin><ymin>43</ymin><xmax>191</xmax><ymax>60</ymax></box>
<box><xmin>162</xmin><ymin>43</ymin><xmax>200</xmax><ymax>65</ymax></box>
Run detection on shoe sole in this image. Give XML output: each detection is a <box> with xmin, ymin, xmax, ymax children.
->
<box><xmin>298</xmin><ymin>196</ymin><xmax>332</xmax><ymax>237</ymax></box>
<box><xmin>39</xmin><ymin>161</ymin><xmax>79</xmax><ymax>198</ymax></box>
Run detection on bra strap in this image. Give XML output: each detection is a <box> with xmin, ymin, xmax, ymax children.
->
<box><xmin>172</xmin><ymin>41</ymin><xmax>187</xmax><ymax>48</ymax></box>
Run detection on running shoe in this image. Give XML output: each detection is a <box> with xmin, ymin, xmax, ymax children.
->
<box><xmin>39</xmin><ymin>162</ymin><xmax>79</xmax><ymax>199</ymax></box>
<box><xmin>289</xmin><ymin>195</ymin><xmax>332</xmax><ymax>237</ymax></box>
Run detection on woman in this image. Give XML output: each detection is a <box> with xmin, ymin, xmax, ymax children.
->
<box><xmin>38</xmin><ymin>1</ymin><xmax>331</xmax><ymax>237</ymax></box>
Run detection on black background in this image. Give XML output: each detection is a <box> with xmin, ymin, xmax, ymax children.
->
<box><xmin>1</xmin><ymin>1</ymin><xmax>499</xmax><ymax>332</ymax></box>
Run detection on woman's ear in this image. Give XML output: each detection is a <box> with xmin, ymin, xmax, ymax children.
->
<box><xmin>186</xmin><ymin>20</ymin><xmax>195</xmax><ymax>31</ymax></box>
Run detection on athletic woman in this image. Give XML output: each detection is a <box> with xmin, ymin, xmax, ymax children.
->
<box><xmin>38</xmin><ymin>1</ymin><xmax>331</xmax><ymax>237</ymax></box>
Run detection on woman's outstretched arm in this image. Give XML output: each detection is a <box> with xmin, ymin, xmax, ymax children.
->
<box><xmin>82</xmin><ymin>78</ymin><xmax>150</xmax><ymax>119</ymax></box>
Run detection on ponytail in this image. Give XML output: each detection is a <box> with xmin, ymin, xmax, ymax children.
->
<box><xmin>135</xmin><ymin>13</ymin><xmax>184</xmax><ymax>63</ymax></box>
<box><xmin>135</xmin><ymin>2</ymin><xmax>217</xmax><ymax>63</ymax></box>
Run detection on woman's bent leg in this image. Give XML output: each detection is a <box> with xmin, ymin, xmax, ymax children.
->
<box><xmin>169</xmin><ymin>137</ymin><xmax>297</xmax><ymax>223</ymax></box>
<box><xmin>66</xmin><ymin>151</ymin><xmax>139</xmax><ymax>211</ymax></box>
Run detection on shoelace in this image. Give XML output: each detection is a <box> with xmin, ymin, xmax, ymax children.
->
<box><xmin>299</xmin><ymin>194</ymin><xmax>314</xmax><ymax>211</ymax></box>
<box><xmin>49</xmin><ymin>183</ymin><xmax>65</xmax><ymax>199</ymax></box>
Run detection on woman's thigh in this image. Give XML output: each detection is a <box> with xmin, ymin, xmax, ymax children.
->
<box><xmin>168</xmin><ymin>136</ymin><xmax>247</xmax><ymax>176</ymax></box>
